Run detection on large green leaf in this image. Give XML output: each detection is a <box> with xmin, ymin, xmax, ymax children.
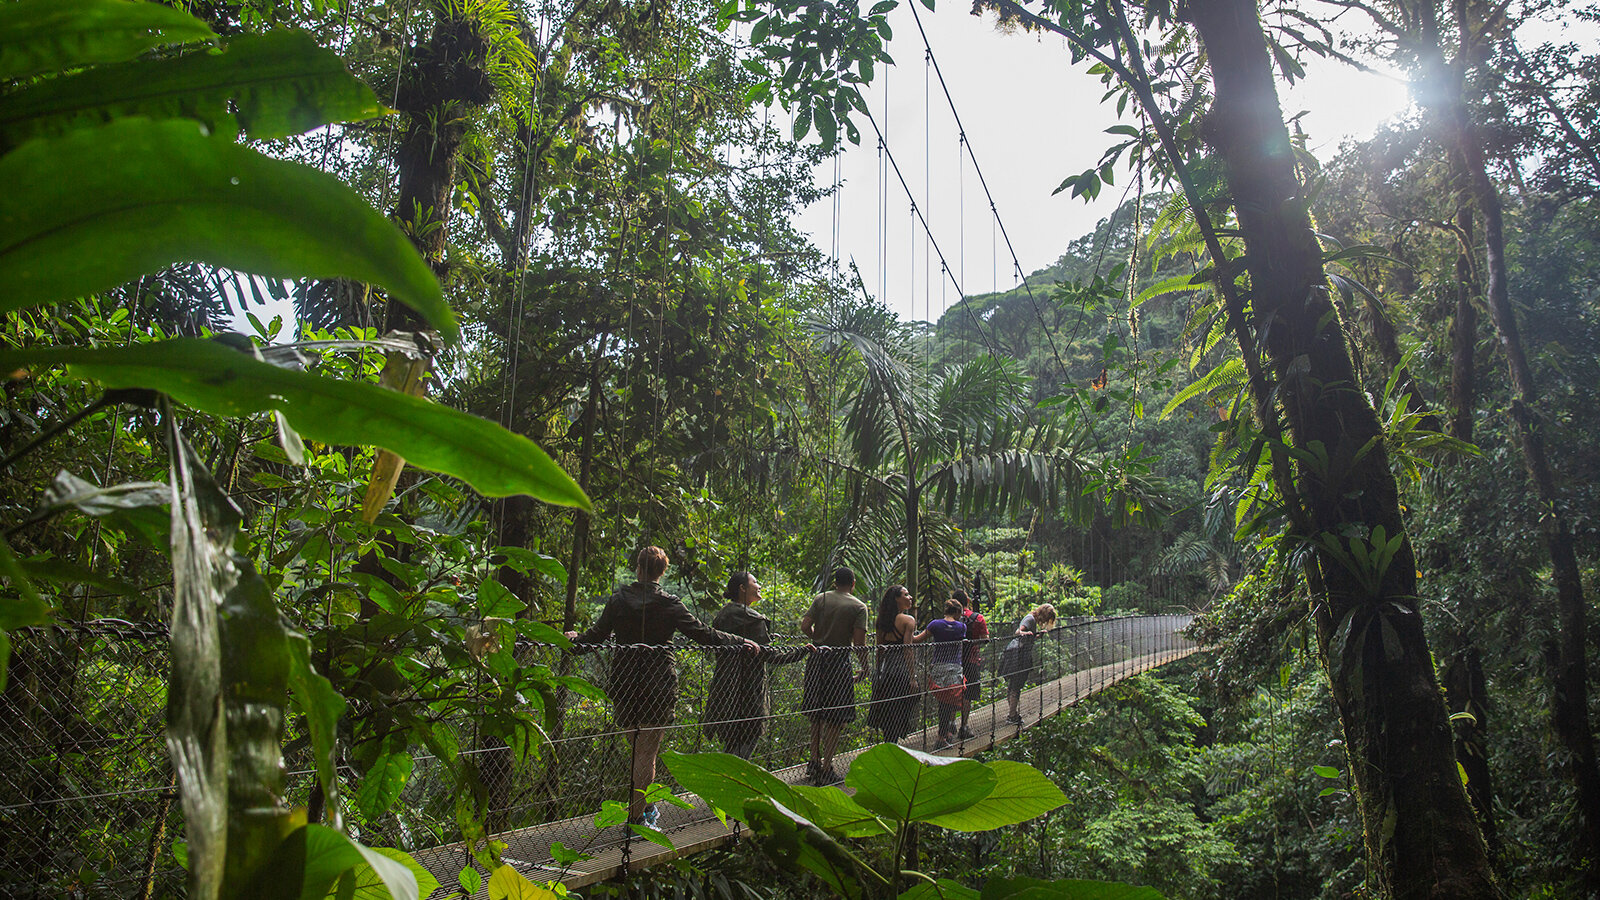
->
<box><xmin>844</xmin><ymin>743</ymin><xmax>996</xmax><ymax>824</ymax></box>
<box><xmin>355</xmin><ymin>745</ymin><xmax>414</xmax><ymax>820</ymax></box>
<box><xmin>0</xmin><ymin>117</ymin><xmax>455</xmax><ymax>341</ymax></box>
<box><xmin>740</xmin><ymin>798</ymin><xmax>864</xmax><ymax>899</ymax></box>
<box><xmin>919</xmin><ymin>760</ymin><xmax>1066</xmax><ymax>831</ymax></box>
<box><xmin>335</xmin><ymin>848</ymin><xmax>441</xmax><ymax>900</ymax></box>
<box><xmin>660</xmin><ymin>751</ymin><xmax>807</xmax><ymax>822</ymax></box>
<box><xmin>790</xmin><ymin>785</ymin><xmax>891</xmax><ymax>838</ymax></box>
<box><xmin>900</xmin><ymin>879</ymin><xmax>980</xmax><ymax>900</ymax></box>
<box><xmin>0</xmin><ymin>0</ymin><xmax>215</xmax><ymax>81</ymax></box>
<box><xmin>165</xmin><ymin>417</ymin><xmax>233</xmax><ymax>900</ymax></box>
<box><xmin>0</xmin><ymin>340</ymin><xmax>588</xmax><ymax>505</ymax></box>
<box><xmin>16</xmin><ymin>557</ymin><xmax>134</xmax><ymax>594</ymax></box>
<box><xmin>220</xmin><ymin>559</ymin><xmax>299</xmax><ymax>894</ymax></box>
<box><xmin>980</xmin><ymin>877</ymin><xmax>1167</xmax><ymax>900</ymax></box>
<box><xmin>485</xmin><ymin>865</ymin><xmax>557</xmax><ymax>899</ymax></box>
<box><xmin>42</xmin><ymin>469</ymin><xmax>169</xmax><ymax>516</ymax></box>
<box><xmin>296</xmin><ymin>826</ymin><xmax>418</xmax><ymax>900</ymax></box>
<box><xmin>1</xmin><ymin>31</ymin><xmax>387</xmax><ymax>150</ymax></box>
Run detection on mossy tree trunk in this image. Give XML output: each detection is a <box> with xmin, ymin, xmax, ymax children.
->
<box><xmin>1185</xmin><ymin>0</ymin><xmax>1498</xmax><ymax>894</ymax></box>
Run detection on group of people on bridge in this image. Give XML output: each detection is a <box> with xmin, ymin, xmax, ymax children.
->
<box><xmin>564</xmin><ymin>546</ymin><xmax>1060</xmax><ymax>828</ymax></box>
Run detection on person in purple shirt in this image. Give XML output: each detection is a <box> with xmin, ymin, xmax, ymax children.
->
<box><xmin>913</xmin><ymin>598</ymin><xmax>967</xmax><ymax>748</ymax></box>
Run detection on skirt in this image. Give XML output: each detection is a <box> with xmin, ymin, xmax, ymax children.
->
<box><xmin>801</xmin><ymin>649</ymin><xmax>857</xmax><ymax>724</ymax></box>
<box><xmin>865</xmin><ymin>652</ymin><xmax>916</xmax><ymax>742</ymax></box>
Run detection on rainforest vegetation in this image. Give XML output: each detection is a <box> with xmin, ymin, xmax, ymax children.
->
<box><xmin>0</xmin><ymin>0</ymin><xmax>1597</xmax><ymax>897</ymax></box>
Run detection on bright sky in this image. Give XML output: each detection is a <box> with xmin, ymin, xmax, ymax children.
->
<box><xmin>792</xmin><ymin>1</ymin><xmax>1415</xmax><ymax>323</ymax></box>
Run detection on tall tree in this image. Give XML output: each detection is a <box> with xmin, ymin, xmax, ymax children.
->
<box><xmin>1320</xmin><ymin>0</ymin><xmax>1600</xmax><ymax>875</ymax></box>
<box><xmin>1173</xmin><ymin>1</ymin><xmax>1495</xmax><ymax>891</ymax></box>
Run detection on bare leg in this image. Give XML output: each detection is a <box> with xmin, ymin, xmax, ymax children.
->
<box><xmin>725</xmin><ymin>733</ymin><xmax>759</xmax><ymax>760</ymax></box>
<box><xmin>820</xmin><ymin>721</ymin><xmax>844</xmax><ymax>777</ymax></box>
<box><xmin>1007</xmin><ymin>687</ymin><xmax>1020</xmax><ymax>721</ymax></box>
<box><xmin>628</xmin><ymin>727</ymin><xmax>667</xmax><ymax>821</ymax></box>
<box><xmin>808</xmin><ymin>719</ymin><xmax>823</xmax><ymax>771</ymax></box>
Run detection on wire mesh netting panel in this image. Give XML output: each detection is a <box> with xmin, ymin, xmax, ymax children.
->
<box><xmin>0</xmin><ymin>623</ymin><xmax>183</xmax><ymax>899</ymax></box>
<box><xmin>0</xmin><ymin>614</ymin><xmax>1196</xmax><ymax>896</ymax></box>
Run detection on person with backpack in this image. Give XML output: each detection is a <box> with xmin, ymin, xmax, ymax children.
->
<box><xmin>998</xmin><ymin>602</ymin><xmax>1057</xmax><ymax>726</ymax></box>
<box><xmin>913</xmin><ymin>598</ymin><xmax>967</xmax><ymax>748</ymax></box>
<box><xmin>955</xmin><ymin>589</ymin><xmax>988</xmax><ymax>741</ymax></box>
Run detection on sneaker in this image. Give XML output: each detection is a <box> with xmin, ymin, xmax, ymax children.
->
<box><xmin>958</xmin><ymin>726</ymin><xmax>975</xmax><ymax>740</ymax></box>
<box><xmin>1006</xmin><ymin>712</ymin><xmax>1024</xmax><ymax>726</ymax></box>
<box><xmin>640</xmin><ymin>803</ymin><xmax>660</xmax><ymax>829</ymax></box>
<box><xmin>815</xmin><ymin>764</ymin><xmax>843</xmax><ymax>785</ymax></box>
<box><xmin>804</xmin><ymin>760</ymin><xmax>821</xmax><ymax>784</ymax></box>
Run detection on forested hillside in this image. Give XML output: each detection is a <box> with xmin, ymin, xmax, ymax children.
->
<box><xmin>0</xmin><ymin>0</ymin><xmax>1596</xmax><ymax>897</ymax></box>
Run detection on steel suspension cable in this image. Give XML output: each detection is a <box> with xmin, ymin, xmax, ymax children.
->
<box><xmin>902</xmin><ymin>1</ymin><xmax>1079</xmax><ymax>391</ymax></box>
<box><xmin>860</xmin><ymin>106</ymin><xmax>998</xmax><ymax>351</ymax></box>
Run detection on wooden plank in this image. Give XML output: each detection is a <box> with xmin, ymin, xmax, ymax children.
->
<box><xmin>415</xmin><ymin>645</ymin><xmax>1201</xmax><ymax>898</ymax></box>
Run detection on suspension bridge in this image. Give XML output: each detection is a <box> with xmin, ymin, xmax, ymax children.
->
<box><xmin>0</xmin><ymin>613</ymin><xmax>1199</xmax><ymax>897</ymax></box>
<box><xmin>408</xmin><ymin>614</ymin><xmax>1200</xmax><ymax>897</ymax></box>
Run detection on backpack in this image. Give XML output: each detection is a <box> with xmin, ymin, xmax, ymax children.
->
<box><xmin>960</xmin><ymin>610</ymin><xmax>988</xmax><ymax>664</ymax></box>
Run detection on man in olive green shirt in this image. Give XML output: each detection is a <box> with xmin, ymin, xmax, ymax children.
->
<box><xmin>800</xmin><ymin>567</ymin><xmax>869</xmax><ymax>784</ymax></box>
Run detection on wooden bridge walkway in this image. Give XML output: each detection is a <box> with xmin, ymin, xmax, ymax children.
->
<box><xmin>413</xmin><ymin>638</ymin><xmax>1202</xmax><ymax>897</ymax></box>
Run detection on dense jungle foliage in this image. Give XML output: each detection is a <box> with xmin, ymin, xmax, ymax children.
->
<box><xmin>0</xmin><ymin>0</ymin><xmax>1597</xmax><ymax>896</ymax></box>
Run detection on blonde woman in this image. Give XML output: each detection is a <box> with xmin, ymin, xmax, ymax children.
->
<box><xmin>998</xmin><ymin>603</ymin><xmax>1057</xmax><ymax>725</ymax></box>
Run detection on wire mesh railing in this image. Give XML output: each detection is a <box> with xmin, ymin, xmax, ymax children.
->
<box><xmin>0</xmin><ymin>621</ymin><xmax>182</xmax><ymax>899</ymax></box>
<box><xmin>0</xmin><ymin>613</ymin><xmax>1196</xmax><ymax>896</ymax></box>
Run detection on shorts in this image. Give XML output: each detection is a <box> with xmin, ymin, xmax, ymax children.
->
<box><xmin>928</xmin><ymin>662</ymin><xmax>965</xmax><ymax>708</ymax></box>
<box><xmin>610</xmin><ymin>651</ymin><xmax>676</xmax><ymax>729</ymax></box>
<box><xmin>802</xmin><ymin>650</ymin><xmax>856</xmax><ymax>724</ymax></box>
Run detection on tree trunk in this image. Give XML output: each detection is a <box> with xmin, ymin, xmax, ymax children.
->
<box><xmin>1443</xmin><ymin>647</ymin><xmax>1500</xmax><ymax>855</ymax></box>
<box><xmin>1467</xmin><ymin>139</ymin><xmax>1600</xmax><ymax>888</ymax></box>
<box><xmin>1448</xmin><ymin>208</ymin><xmax>1478</xmax><ymax>444</ymax></box>
<box><xmin>1441</xmin><ymin>10</ymin><xmax>1600</xmax><ymax>882</ymax></box>
<box><xmin>387</xmin><ymin>12</ymin><xmax>496</xmax><ymax>325</ymax></box>
<box><xmin>1185</xmin><ymin>0</ymin><xmax>1498</xmax><ymax>895</ymax></box>
<box><xmin>905</xmin><ymin>478</ymin><xmax>921</xmax><ymax>601</ymax></box>
<box><xmin>563</xmin><ymin>333</ymin><xmax>611</xmax><ymax>632</ymax></box>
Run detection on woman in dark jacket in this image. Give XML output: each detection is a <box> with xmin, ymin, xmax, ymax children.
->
<box><xmin>702</xmin><ymin>572</ymin><xmax>811</xmax><ymax>758</ymax></box>
<box><xmin>566</xmin><ymin>547</ymin><xmax>756</xmax><ymax>826</ymax></box>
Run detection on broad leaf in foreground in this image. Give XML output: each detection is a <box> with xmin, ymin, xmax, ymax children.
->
<box><xmin>0</xmin><ymin>117</ymin><xmax>455</xmax><ymax>341</ymax></box>
<box><xmin>287</xmin><ymin>633</ymin><xmax>346</xmax><ymax>831</ymax></box>
<box><xmin>486</xmin><ymin>864</ymin><xmax>558</xmax><ymax>899</ymax></box>
<box><xmin>0</xmin><ymin>0</ymin><xmax>214</xmax><ymax>81</ymax></box>
<box><xmin>900</xmin><ymin>879</ymin><xmax>980</xmax><ymax>900</ymax></box>
<box><xmin>0</xmin><ymin>340</ymin><xmax>588</xmax><ymax>505</ymax></box>
<box><xmin>165</xmin><ymin>417</ymin><xmax>234</xmax><ymax>899</ymax></box>
<box><xmin>845</xmin><ymin>743</ymin><xmax>995</xmax><ymax>823</ymax></box>
<box><xmin>0</xmin><ymin>537</ymin><xmax>53</xmax><ymax>692</ymax></box>
<box><xmin>294</xmin><ymin>825</ymin><xmax>419</xmax><ymax>900</ymax></box>
<box><xmin>660</xmin><ymin>750</ymin><xmax>805</xmax><ymax>822</ymax></box>
<box><xmin>1</xmin><ymin>31</ymin><xmax>387</xmax><ymax>149</ymax></box>
<box><xmin>919</xmin><ymin>760</ymin><xmax>1066</xmax><ymax>831</ymax></box>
